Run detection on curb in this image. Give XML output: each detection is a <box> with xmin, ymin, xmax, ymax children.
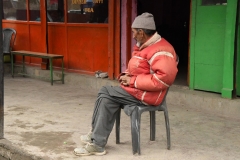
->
<box><xmin>0</xmin><ymin>139</ymin><xmax>43</xmax><ymax>160</ymax></box>
<box><xmin>168</xmin><ymin>85</ymin><xmax>240</xmax><ymax>119</ymax></box>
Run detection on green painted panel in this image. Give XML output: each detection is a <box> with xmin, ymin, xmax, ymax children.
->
<box><xmin>196</xmin><ymin>6</ymin><xmax>226</xmax><ymax>24</ymax></box>
<box><xmin>237</xmin><ymin>43</ymin><xmax>240</xmax><ymax>96</ymax></box>
<box><xmin>222</xmin><ymin>0</ymin><xmax>238</xmax><ymax>98</ymax></box>
<box><xmin>195</xmin><ymin>24</ymin><xmax>225</xmax><ymax>65</ymax></box>
<box><xmin>193</xmin><ymin>2</ymin><xmax>226</xmax><ymax>93</ymax></box>
<box><xmin>236</xmin><ymin>12</ymin><xmax>240</xmax><ymax>96</ymax></box>
<box><xmin>189</xmin><ymin>0</ymin><xmax>197</xmax><ymax>89</ymax></box>
<box><xmin>195</xmin><ymin>64</ymin><xmax>223</xmax><ymax>92</ymax></box>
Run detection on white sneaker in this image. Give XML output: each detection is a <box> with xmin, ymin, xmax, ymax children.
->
<box><xmin>74</xmin><ymin>142</ymin><xmax>106</xmax><ymax>156</ymax></box>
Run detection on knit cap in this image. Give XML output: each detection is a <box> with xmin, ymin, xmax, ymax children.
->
<box><xmin>131</xmin><ymin>12</ymin><xmax>156</xmax><ymax>30</ymax></box>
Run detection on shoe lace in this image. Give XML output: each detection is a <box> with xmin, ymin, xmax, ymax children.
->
<box><xmin>86</xmin><ymin>142</ymin><xmax>93</xmax><ymax>147</ymax></box>
<box><xmin>85</xmin><ymin>142</ymin><xmax>95</xmax><ymax>152</ymax></box>
<box><xmin>86</xmin><ymin>131</ymin><xmax>92</xmax><ymax>139</ymax></box>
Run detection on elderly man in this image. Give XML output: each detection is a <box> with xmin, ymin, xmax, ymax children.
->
<box><xmin>74</xmin><ymin>12</ymin><xmax>178</xmax><ymax>156</ymax></box>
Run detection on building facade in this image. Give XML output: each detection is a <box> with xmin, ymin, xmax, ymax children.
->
<box><xmin>2</xmin><ymin>0</ymin><xmax>120</xmax><ymax>79</ymax></box>
<box><xmin>2</xmin><ymin>0</ymin><xmax>240</xmax><ymax>98</ymax></box>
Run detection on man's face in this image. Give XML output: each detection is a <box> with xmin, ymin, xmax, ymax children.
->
<box><xmin>132</xmin><ymin>28</ymin><xmax>144</xmax><ymax>45</ymax></box>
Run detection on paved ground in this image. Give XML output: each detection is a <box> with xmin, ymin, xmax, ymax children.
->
<box><xmin>2</xmin><ymin>75</ymin><xmax>240</xmax><ymax>160</ymax></box>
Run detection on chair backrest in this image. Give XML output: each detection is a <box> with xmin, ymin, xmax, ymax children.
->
<box><xmin>2</xmin><ymin>28</ymin><xmax>17</xmax><ymax>54</ymax></box>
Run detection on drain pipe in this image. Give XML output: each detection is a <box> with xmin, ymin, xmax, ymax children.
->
<box><xmin>0</xmin><ymin>0</ymin><xmax>4</xmax><ymax>139</ymax></box>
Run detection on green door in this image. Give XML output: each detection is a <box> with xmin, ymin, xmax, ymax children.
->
<box><xmin>193</xmin><ymin>1</ymin><xmax>227</xmax><ymax>92</ymax></box>
<box><xmin>236</xmin><ymin>0</ymin><xmax>240</xmax><ymax>96</ymax></box>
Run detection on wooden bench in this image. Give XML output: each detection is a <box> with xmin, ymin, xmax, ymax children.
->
<box><xmin>11</xmin><ymin>50</ymin><xmax>64</xmax><ymax>85</ymax></box>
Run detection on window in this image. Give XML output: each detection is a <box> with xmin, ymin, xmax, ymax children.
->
<box><xmin>202</xmin><ymin>0</ymin><xmax>227</xmax><ymax>6</ymax></box>
<box><xmin>3</xmin><ymin>0</ymin><xmax>27</xmax><ymax>21</ymax></box>
<box><xmin>67</xmin><ymin>0</ymin><xmax>108</xmax><ymax>23</ymax></box>
<box><xmin>29</xmin><ymin>0</ymin><xmax>40</xmax><ymax>21</ymax></box>
<box><xmin>47</xmin><ymin>0</ymin><xmax>65</xmax><ymax>22</ymax></box>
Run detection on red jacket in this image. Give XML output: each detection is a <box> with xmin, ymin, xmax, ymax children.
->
<box><xmin>120</xmin><ymin>33</ymin><xmax>178</xmax><ymax>106</ymax></box>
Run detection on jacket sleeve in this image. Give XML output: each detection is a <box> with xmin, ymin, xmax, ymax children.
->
<box><xmin>129</xmin><ymin>55</ymin><xmax>178</xmax><ymax>92</ymax></box>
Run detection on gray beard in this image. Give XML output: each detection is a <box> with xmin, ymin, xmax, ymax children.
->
<box><xmin>136</xmin><ymin>42</ymin><xmax>141</xmax><ymax>47</ymax></box>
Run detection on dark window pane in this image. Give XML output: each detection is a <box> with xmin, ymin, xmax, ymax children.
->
<box><xmin>47</xmin><ymin>0</ymin><xmax>65</xmax><ymax>22</ymax></box>
<box><xmin>29</xmin><ymin>0</ymin><xmax>40</xmax><ymax>21</ymax></box>
<box><xmin>67</xmin><ymin>0</ymin><xmax>108</xmax><ymax>23</ymax></box>
<box><xmin>3</xmin><ymin>0</ymin><xmax>27</xmax><ymax>21</ymax></box>
<box><xmin>202</xmin><ymin>0</ymin><xmax>227</xmax><ymax>6</ymax></box>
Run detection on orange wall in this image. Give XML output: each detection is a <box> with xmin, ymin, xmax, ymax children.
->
<box><xmin>2</xmin><ymin>21</ymin><xmax>43</xmax><ymax>65</ymax></box>
<box><xmin>3</xmin><ymin>21</ymin><xmax>108</xmax><ymax>75</ymax></box>
<box><xmin>48</xmin><ymin>24</ymin><xmax>67</xmax><ymax>70</ymax></box>
<box><xmin>66</xmin><ymin>24</ymin><xmax>108</xmax><ymax>74</ymax></box>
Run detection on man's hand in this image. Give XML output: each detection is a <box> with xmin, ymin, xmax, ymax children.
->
<box><xmin>119</xmin><ymin>74</ymin><xmax>131</xmax><ymax>86</ymax></box>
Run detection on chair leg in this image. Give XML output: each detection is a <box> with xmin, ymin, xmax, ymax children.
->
<box><xmin>164</xmin><ymin>109</ymin><xmax>171</xmax><ymax>150</ymax></box>
<box><xmin>150</xmin><ymin>111</ymin><xmax>156</xmax><ymax>141</ymax></box>
<box><xmin>116</xmin><ymin>108</ymin><xmax>121</xmax><ymax>144</ymax></box>
<box><xmin>131</xmin><ymin>108</ymin><xmax>141</xmax><ymax>155</ymax></box>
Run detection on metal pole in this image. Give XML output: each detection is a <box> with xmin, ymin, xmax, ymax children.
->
<box><xmin>0</xmin><ymin>0</ymin><xmax>4</xmax><ymax>139</ymax></box>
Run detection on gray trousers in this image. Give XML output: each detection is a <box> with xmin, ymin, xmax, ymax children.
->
<box><xmin>91</xmin><ymin>85</ymin><xmax>143</xmax><ymax>147</ymax></box>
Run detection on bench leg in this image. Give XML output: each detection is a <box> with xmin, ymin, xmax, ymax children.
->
<box><xmin>61</xmin><ymin>58</ymin><xmax>64</xmax><ymax>84</ymax></box>
<box><xmin>50</xmin><ymin>58</ymin><xmax>53</xmax><ymax>85</ymax></box>
<box><xmin>22</xmin><ymin>55</ymin><xmax>25</xmax><ymax>77</ymax></box>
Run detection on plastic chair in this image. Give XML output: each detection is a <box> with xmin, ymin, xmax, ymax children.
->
<box><xmin>115</xmin><ymin>89</ymin><xmax>170</xmax><ymax>155</ymax></box>
<box><xmin>2</xmin><ymin>28</ymin><xmax>17</xmax><ymax>60</ymax></box>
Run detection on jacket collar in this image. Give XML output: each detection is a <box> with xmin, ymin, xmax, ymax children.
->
<box><xmin>138</xmin><ymin>32</ymin><xmax>161</xmax><ymax>50</ymax></box>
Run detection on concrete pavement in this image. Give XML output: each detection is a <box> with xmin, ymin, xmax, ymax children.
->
<box><xmin>1</xmin><ymin>66</ymin><xmax>240</xmax><ymax>160</ymax></box>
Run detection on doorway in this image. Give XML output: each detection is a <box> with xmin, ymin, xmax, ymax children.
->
<box><xmin>137</xmin><ymin>0</ymin><xmax>191</xmax><ymax>86</ymax></box>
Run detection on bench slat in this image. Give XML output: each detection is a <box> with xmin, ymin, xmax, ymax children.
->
<box><xmin>11</xmin><ymin>50</ymin><xmax>64</xmax><ymax>58</ymax></box>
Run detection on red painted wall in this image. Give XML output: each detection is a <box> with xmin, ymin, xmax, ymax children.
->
<box><xmin>2</xmin><ymin>0</ymin><xmax>120</xmax><ymax>78</ymax></box>
<box><xmin>3</xmin><ymin>21</ymin><xmax>108</xmax><ymax>75</ymax></box>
